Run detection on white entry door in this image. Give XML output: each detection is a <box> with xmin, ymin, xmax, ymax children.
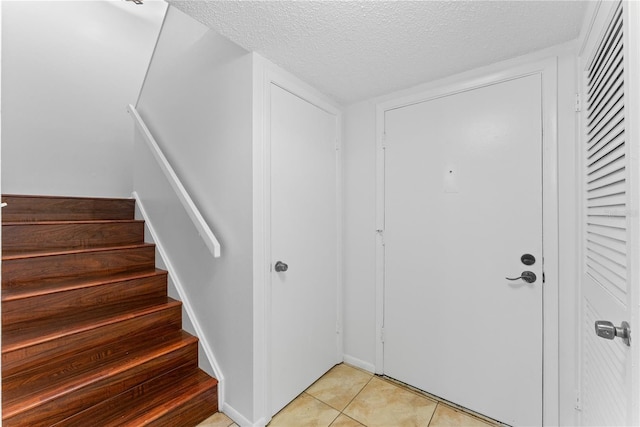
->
<box><xmin>578</xmin><ymin>2</ymin><xmax>639</xmax><ymax>425</ymax></box>
<box><xmin>269</xmin><ymin>83</ymin><xmax>339</xmax><ymax>415</ymax></box>
<box><xmin>383</xmin><ymin>74</ymin><xmax>543</xmax><ymax>426</ymax></box>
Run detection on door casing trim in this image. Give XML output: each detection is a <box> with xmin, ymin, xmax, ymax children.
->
<box><xmin>374</xmin><ymin>57</ymin><xmax>560</xmax><ymax>426</ymax></box>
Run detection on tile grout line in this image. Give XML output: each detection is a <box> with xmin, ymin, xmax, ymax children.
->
<box><xmin>337</xmin><ymin>373</ymin><xmax>375</xmax><ymax>425</ymax></box>
<box><xmin>303</xmin><ymin>392</ymin><xmax>341</xmax><ymax>426</ymax></box>
<box><xmin>426</xmin><ymin>402</ymin><xmax>441</xmax><ymax>427</ymax></box>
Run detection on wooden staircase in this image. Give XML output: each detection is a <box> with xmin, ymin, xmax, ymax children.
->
<box><xmin>1</xmin><ymin>194</ymin><xmax>218</xmax><ymax>426</ymax></box>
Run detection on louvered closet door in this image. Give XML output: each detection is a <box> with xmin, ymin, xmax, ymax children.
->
<box><xmin>579</xmin><ymin>1</ymin><xmax>639</xmax><ymax>425</ymax></box>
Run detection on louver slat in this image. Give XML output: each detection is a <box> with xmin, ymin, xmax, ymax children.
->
<box><xmin>587</xmin><ymin>192</ymin><xmax>626</xmax><ymax>207</ymax></box>
<box><xmin>586</xmin><ymin>167</ymin><xmax>625</xmax><ymax>191</ymax></box>
<box><xmin>587</xmin><ymin>104</ymin><xmax>624</xmax><ymax>148</ymax></box>
<box><xmin>588</xmin><ymin>32</ymin><xmax>623</xmax><ymax>103</ymax></box>
<box><xmin>584</xmin><ymin>1</ymin><xmax>627</xmax><ymax>302</ymax></box>
<box><xmin>587</xmin><ymin>77</ymin><xmax>623</xmax><ymax>127</ymax></box>
<box><xmin>586</xmin><ymin>238</ymin><xmax>626</xmax><ymax>266</ymax></box>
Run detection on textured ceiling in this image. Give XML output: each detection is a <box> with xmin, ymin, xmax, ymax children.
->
<box><xmin>167</xmin><ymin>1</ymin><xmax>588</xmax><ymax>105</ymax></box>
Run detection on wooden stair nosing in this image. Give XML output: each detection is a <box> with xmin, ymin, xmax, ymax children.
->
<box><xmin>2</xmin><ymin>220</ymin><xmax>145</xmax><ymax>251</ymax></box>
<box><xmin>3</xmin><ymin>336</ymin><xmax>198</xmax><ymax>421</ymax></box>
<box><xmin>2</xmin><ymin>299</ymin><xmax>182</xmax><ymax>377</ymax></box>
<box><xmin>53</xmin><ymin>367</ymin><xmax>218</xmax><ymax>427</ymax></box>
<box><xmin>2</xmin><ymin>271</ymin><xmax>168</xmax><ymax>325</ymax></box>
<box><xmin>2</xmin><ymin>242</ymin><xmax>155</xmax><ymax>261</ymax></box>
<box><xmin>3</xmin><ymin>335</ymin><xmax>199</xmax><ymax>426</ymax></box>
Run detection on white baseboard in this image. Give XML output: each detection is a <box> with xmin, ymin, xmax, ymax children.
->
<box><xmin>223</xmin><ymin>402</ymin><xmax>268</xmax><ymax>427</ymax></box>
<box><xmin>343</xmin><ymin>354</ymin><xmax>375</xmax><ymax>374</ymax></box>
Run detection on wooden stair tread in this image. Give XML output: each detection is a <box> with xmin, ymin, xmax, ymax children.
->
<box><xmin>2</xmin><ymin>297</ymin><xmax>180</xmax><ymax>351</ymax></box>
<box><xmin>2</xmin><ymin>268</ymin><xmax>166</xmax><ymax>301</ymax></box>
<box><xmin>2</xmin><ymin>242</ymin><xmax>155</xmax><ymax>260</ymax></box>
<box><xmin>3</xmin><ymin>331</ymin><xmax>198</xmax><ymax>413</ymax></box>
<box><xmin>55</xmin><ymin>367</ymin><xmax>218</xmax><ymax>427</ymax></box>
<box><xmin>102</xmin><ymin>369</ymin><xmax>218</xmax><ymax>427</ymax></box>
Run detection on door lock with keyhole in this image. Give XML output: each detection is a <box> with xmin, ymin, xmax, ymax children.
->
<box><xmin>521</xmin><ymin>254</ymin><xmax>536</xmax><ymax>265</ymax></box>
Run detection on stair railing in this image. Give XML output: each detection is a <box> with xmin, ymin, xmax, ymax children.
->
<box><xmin>127</xmin><ymin>104</ymin><xmax>221</xmax><ymax>258</ymax></box>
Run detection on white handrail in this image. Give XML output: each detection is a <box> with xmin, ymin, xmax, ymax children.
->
<box><xmin>128</xmin><ymin>104</ymin><xmax>221</xmax><ymax>258</ymax></box>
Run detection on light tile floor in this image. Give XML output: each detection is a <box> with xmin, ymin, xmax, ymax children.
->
<box><xmin>199</xmin><ymin>363</ymin><xmax>502</xmax><ymax>427</ymax></box>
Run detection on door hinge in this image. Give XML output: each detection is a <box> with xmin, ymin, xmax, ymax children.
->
<box><xmin>336</xmin><ymin>320</ymin><xmax>341</xmax><ymax>335</ymax></box>
<box><xmin>542</xmin><ymin>271</ymin><xmax>546</xmax><ymax>284</ymax></box>
<box><xmin>574</xmin><ymin>93</ymin><xmax>582</xmax><ymax>112</ymax></box>
<box><xmin>575</xmin><ymin>390</ymin><xmax>582</xmax><ymax>411</ymax></box>
<box><xmin>380</xmin><ymin>327</ymin><xmax>386</xmax><ymax>343</ymax></box>
<box><xmin>382</xmin><ymin>132</ymin><xmax>388</xmax><ymax>149</ymax></box>
<box><xmin>376</xmin><ymin>229</ymin><xmax>385</xmax><ymax>246</ymax></box>
<box><xmin>335</xmin><ymin>138</ymin><xmax>340</xmax><ymax>152</ymax></box>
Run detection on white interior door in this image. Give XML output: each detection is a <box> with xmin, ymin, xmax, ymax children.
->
<box><xmin>578</xmin><ymin>2</ymin><xmax>639</xmax><ymax>425</ymax></box>
<box><xmin>269</xmin><ymin>83</ymin><xmax>339</xmax><ymax>415</ymax></box>
<box><xmin>383</xmin><ymin>74</ymin><xmax>543</xmax><ymax>426</ymax></box>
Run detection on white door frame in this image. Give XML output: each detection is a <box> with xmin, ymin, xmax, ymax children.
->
<box><xmin>374</xmin><ymin>57</ymin><xmax>560</xmax><ymax>425</ymax></box>
<box><xmin>253</xmin><ymin>55</ymin><xmax>343</xmax><ymax>424</ymax></box>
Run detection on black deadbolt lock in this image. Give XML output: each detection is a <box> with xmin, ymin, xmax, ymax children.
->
<box><xmin>521</xmin><ymin>254</ymin><xmax>536</xmax><ymax>266</ymax></box>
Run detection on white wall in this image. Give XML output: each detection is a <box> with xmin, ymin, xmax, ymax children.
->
<box><xmin>342</xmin><ymin>43</ymin><xmax>579</xmax><ymax>424</ymax></box>
<box><xmin>1</xmin><ymin>1</ymin><xmax>165</xmax><ymax>197</ymax></box>
<box><xmin>135</xmin><ymin>6</ymin><xmax>255</xmax><ymax>423</ymax></box>
<box><xmin>342</xmin><ymin>100</ymin><xmax>377</xmax><ymax>372</ymax></box>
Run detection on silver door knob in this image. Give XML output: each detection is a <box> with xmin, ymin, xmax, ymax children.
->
<box><xmin>595</xmin><ymin>320</ymin><xmax>631</xmax><ymax>346</ymax></box>
<box><xmin>275</xmin><ymin>261</ymin><xmax>288</xmax><ymax>272</ymax></box>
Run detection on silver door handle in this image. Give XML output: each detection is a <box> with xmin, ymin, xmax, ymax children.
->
<box><xmin>595</xmin><ymin>320</ymin><xmax>631</xmax><ymax>346</ymax></box>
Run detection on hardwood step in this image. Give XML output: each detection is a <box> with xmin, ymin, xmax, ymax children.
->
<box><xmin>2</xmin><ymin>297</ymin><xmax>182</xmax><ymax>377</ymax></box>
<box><xmin>2</xmin><ymin>194</ymin><xmax>135</xmax><ymax>222</ymax></box>
<box><xmin>55</xmin><ymin>366</ymin><xmax>218</xmax><ymax>427</ymax></box>
<box><xmin>2</xmin><ymin>269</ymin><xmax>167</xmax><ymax>324</ymax></box>
<box><xmin>3</xmin><ymin>332</ymin><xmax>199</xmax><ymax>427</ymax></box>
<box><xmin>1</xmin><ymin>194</ymin><xmax>219</xmax><ymax>425</ymax></box>
<box><xmin>3</xmin><ymin>220</ymin><xmax>145</xmax><ymax>252</ymax></box>
<box><xmin>3</xmin><ymin>328</ymin><xmax>190</xmax><ymax>388</ymax></box>
<box><xmin>2</xmin><ymin>244</ymin><xmax>156</xmax><ymax>285</ymax></box>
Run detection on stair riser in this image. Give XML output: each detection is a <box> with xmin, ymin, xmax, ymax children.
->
<box><xmin>3</xmin><ymin>221</ymin><xmax>145</xmax><ymax>252</ymax></box>
<box><xmin>3</xmin><ymin>273</ymin><xmax>167</xmax><ymax>325</ymax></box>
<box><xmin>55</xmin><ymin>365</ymin><xmax>212</xmax><ymax>427</ymax></box>
<box><xmin>2</xmin><ymin>195</ymin><xmax>135</xmax><ymax>222</ymax></box>
<box><xmin>4</xmin><ymin>342</ymin><xmax>199</xmax><ymax>427</ymax></box>
<box><xmin>2</xmin><ymin>304</ymin><xmax>182</xmax><ymax>377</ymax></box>
<box><xmin>3</xmin><ymin>246</ymin><xmax>156</xmax><ymax>285</ymax></box>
